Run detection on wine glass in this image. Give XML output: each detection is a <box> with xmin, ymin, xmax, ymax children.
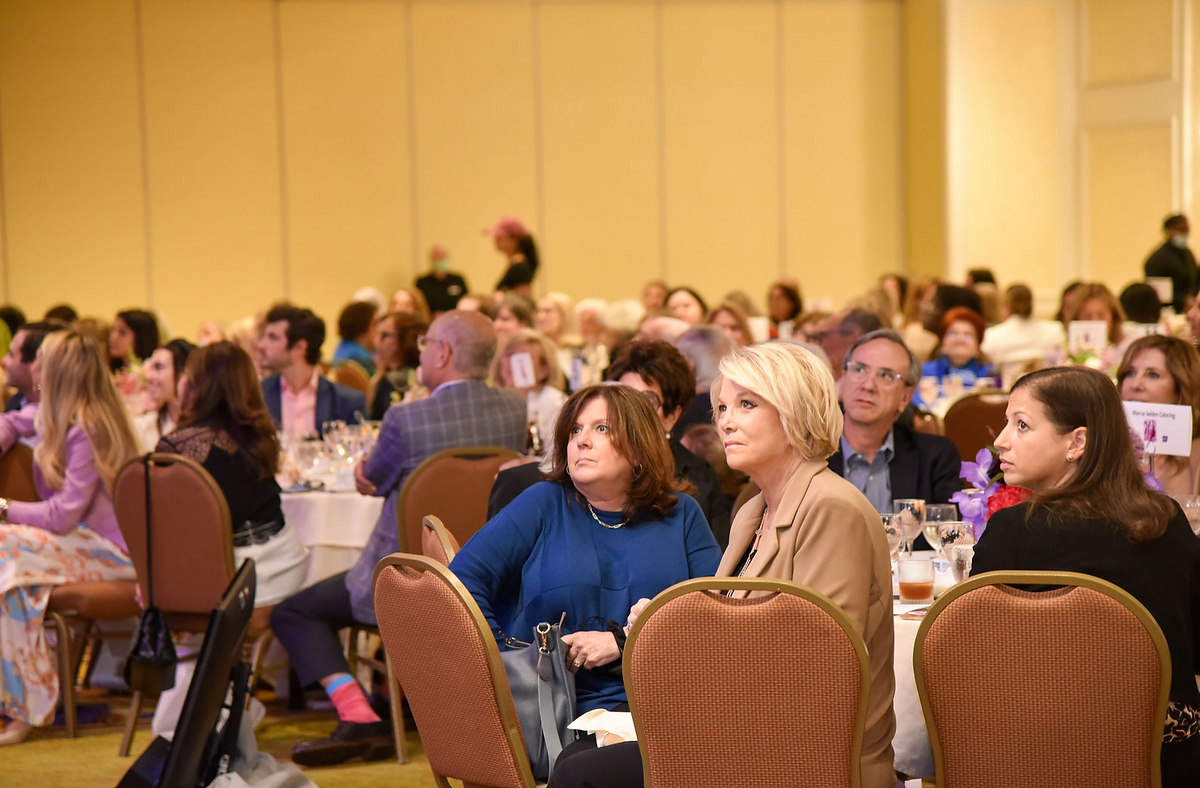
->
<box><xmin>893</xmin><ymin>499</ymin><xmax>926</xmax><ymax>555</ymax></box>
<box><xmin>880</xmin><ymin>513</ymin><xmax>902</xmax><ymax>569</ymax></box>
<box><xmin>924</xmin><ymin>504</ymin><xmax>959</xmax><ymax>556</ymax></box>
<box><xmin>1172</xmin><ymin>495</ymin><xmax>1200</xmax><ymax>536</ymax></box>
<box><xmin>935</xmin><ymin>520</ymin><xmax>975</xmax><ymax>560</ymax></box>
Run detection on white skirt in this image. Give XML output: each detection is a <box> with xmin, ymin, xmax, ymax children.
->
<box><xmin>232</xmin><ymin>522</ymin><xmax>309</xmax><ymax>607</ymax></box>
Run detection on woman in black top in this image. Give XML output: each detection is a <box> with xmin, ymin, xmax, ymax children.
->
<box><xmin>973</xmin><ymin>366</ymin><xmax>1200</xmax><ymax>785</ymax></box>
<box><xmin>486</xmin><ymin>216</ymin><xmax>539</xmax><ymax>298</ymax></box>
<box><xmin>157</xmin><ymin>341</ymin><xmax>307</xmax><ymax>607</ymax></box>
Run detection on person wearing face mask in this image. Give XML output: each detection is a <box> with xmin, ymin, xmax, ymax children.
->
<box><xmin>1145</xmin><ymin>214</ymin><xmax>1197</xmax><ymax>313</ymax></box>
<box><xmin>414</xmin><ymin>244</ymin><xmax>469</xmax><ymax>315</ymax></box>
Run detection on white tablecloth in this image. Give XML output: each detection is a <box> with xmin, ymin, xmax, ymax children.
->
<box><xmin>281</xmin><ymin>490</ymin><xmax>383</xmax><ymax>586</ymax></box>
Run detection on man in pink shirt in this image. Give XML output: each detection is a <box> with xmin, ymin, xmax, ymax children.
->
<box><xmin>259</xmin><ymin>304</ymin><xmax>365</xmax><ymax>438</ymax></box>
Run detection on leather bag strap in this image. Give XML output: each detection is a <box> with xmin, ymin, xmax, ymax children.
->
<box><xmin>142</xmin><ymin>453</ymin><xmax>155</xmax><ymax>609</ymax></box>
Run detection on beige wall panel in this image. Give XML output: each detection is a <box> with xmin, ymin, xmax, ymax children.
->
<box><xmin>661</xmin><ymin>2</ymin><xmax>779</xmax><ymax>308</ymax></box>
<box><xmin>410</xmin><ymin>1</ymin><xmax>538</xmax><ymax>297</ymax></box>
<box><xmin>0</xmin><ymin>0</ymin><xmax>147</xmax><ymax>318</ymax></box>
<box><xmin>1084</xmin><ymin>0</ymin><xmax>1173</xmax><ymax>87</ymax></box>
<box><xmin>952</xmin><ymin>0</ymin><xmax>1061</xmax><ymax>292</ymax></box>
<box><xmin>279</xmin><ymin>0</ymin><xmax>411</xmax><ymax>336</ymax></box>
<box><xmin>783</xmin><ymin>0</ymin><xmax>903</xmax><ymax>310</ymax></box>
<box><xmin>904</xmin><ymin>0</ymin><xmax>946</xmax><ymax>279</ymax></box>
<box><xmin>539</xmin><ymin>3</ymin><xmax>659</xmax><ymax>302</ymax></box>
<box><xmin>140</xmin><ymin>0</ymin><xmax>284</xmax><ymax>339</ymax></box>
<box><xmin>1085</xmin><ymin>124</ymin><xmax>1173</xmax><ymax>289</ymax></box>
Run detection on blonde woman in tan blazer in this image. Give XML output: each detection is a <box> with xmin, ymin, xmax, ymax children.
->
<box><xmin>713</xmin><ymin>342</ymin><xmax>897</xmax><ymax>788</ymax></box>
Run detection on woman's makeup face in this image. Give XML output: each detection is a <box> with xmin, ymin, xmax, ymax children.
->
<box><xmin>143</xmin><ymin>348</ymin><xmax>176</xmax><ymax>407</ymax></box>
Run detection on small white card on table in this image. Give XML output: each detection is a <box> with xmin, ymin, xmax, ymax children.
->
<box><xmin>509</xmin><ymin>352</ymin><xmax>537</xmax><ymax>388</ymax></box>
<box><xmin>1123</xmin><ymin>401</ymin><xmax>1193</xmax><ymax>457</ymax></box>
<box><xmin>1068</xmin><ymin>321</ymin><xmax>1108</xmax><ymax>355</ymax></box>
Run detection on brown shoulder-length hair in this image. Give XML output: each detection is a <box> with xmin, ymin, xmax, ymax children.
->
<box><xmin>179</xmin><ymin>342</ymin><xmax>280</xmax><ymax>480</ymax></box>
<box><xmin>1117</xmin><ymin>334</ymin><xmax>1200</xmax><ymax>440</ymax></box>
<box><xmin>1015</xmin><ymin>366</ymin><xmax>1174</xmax><ymax>541</ymax></box>
<box><xmin>547</xmin><ymin>384</ymin><xmax>682</xmax><ymax>524</ymax></box>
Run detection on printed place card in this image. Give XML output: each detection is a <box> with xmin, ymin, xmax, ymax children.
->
<box><xmin>1068</xmin><ymin>321</ymin><xmax>1109</xmax><ymax>355</ymax></box>
<box><xmin>1123</xmin><ymin>401</ymin><xmax>1193</xmax><ymax>458</ymax></box>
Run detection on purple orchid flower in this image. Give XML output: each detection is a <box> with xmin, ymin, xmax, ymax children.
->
<box><xmin>960</xmin><ymin>447</ymin><xmax>996</xmax><ymax>491</ymax></box>
<box><xmin>951</xmin><ymin>484</ymin><xmax>997</xmax><ymax>535</ymax></box>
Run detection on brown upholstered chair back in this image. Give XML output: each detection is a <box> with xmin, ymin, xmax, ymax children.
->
<box><xmin>625</xmin><ymin>578</ymin><xmax>870</xmax><ymax>788</ymax></box>
<box><xmin>0</xmin><ymin>442</ymin><xmax>39</xmax><ymax>502</ymax></box>
<box><xmin>420</xmin><ymin>515</ymin><xmax>461</xmax><ymax>566</ymax></box>
<box><xmin>910</xmin><ymin>410</ymin><xmax>942</xmax><ymax>436</ymax></box>
<box><xmin>332</xmin><ymin>361</ymin><xmax>370</xmax><ymax>394</ymax></box>
<box><xmin>397</xmin><ymin>447</ymin><xmax>523</xmax><ymax>552</ymax></box>
<box><xmin>915</xmin><ymin>571</ymin><xmax>1171</xmax><ymax>788</ymax></box>
<box><xmin>942</xmin><ymin>392</ymin><xmax>1008</xmax><ymax>461</ymax></box>
<box><xmin>114</xmin><ymin>453</ymin><xmax>235</xmax><ymax>617</ymax></box>
<box><xmin>373</xmin><ymin>554</ymin><xmax>535</xmax><ymax>788</ymax></box>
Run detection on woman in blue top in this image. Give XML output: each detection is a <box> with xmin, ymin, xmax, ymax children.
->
<box><xmin>915</xmin><ymin>306</ymin><xmax>996</xmax><ymax>407</ymax></box>
<box><xmin>450</xmin><ymin>383</ymin><xmax>721</xmax><ymax>716</ymax></box>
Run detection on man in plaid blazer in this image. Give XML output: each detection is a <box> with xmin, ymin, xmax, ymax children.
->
<box><xmin>272</xmin><ymin>310</ymin><xmax>527</xmax><ymax>766</ymax></box>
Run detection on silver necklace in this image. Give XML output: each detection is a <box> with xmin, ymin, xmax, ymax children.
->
<box><xmin>588</xmin><ymin>503</ymin><xmax>626</xmax><ymax>529</ymax></box>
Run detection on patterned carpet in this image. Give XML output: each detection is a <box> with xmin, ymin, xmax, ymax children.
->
<box><xmin>4</xmin><ymin>695</ymin><xmax>439</xmax><ymax>788</ymax></box>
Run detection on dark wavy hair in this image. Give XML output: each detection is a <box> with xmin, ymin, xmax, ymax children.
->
<box><xmin>179</xmin><ymin>342</ymin><xmax>280</xmax><ymax>480</ymax></box>
<box><xmin>547</xmin><ymin>384</ymin><xmax>681</xmax><ymax>524</ymax></box>
<box><xmin>1015</xmin><ymin>366</ymin><xmax>1174</xmax><ymax>542</ymax></box>
<box><xmin>605</xmin><ymin>339</ymin><xmax>696</xmax><ymax>419</ymax></box>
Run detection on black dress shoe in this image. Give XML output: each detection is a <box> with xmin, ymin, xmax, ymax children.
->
<box><xmin>291</xmin><ymin>720</ymin><xmax>395</xmax><ymax>767</ymax></box>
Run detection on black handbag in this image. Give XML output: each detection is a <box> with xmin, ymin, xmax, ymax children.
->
<box><xmin>499</xmin><ymin>614</ymin><xmax>577</xmax><ymax>781</ymax></box>
<box><xmin>123</xmin><ymin>454</ymin><xmax>177</xmax><ymax>695</ymax></box>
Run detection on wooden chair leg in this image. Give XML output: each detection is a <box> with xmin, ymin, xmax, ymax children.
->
<box><xmin>119</xmin><ymin>690</ymin><xmax>142</xmax><ymax>757</ymax></box>
<box><xmin>46</xmin><ymin>611</ymin><xmax>77</xmax><ymax>739</ymax></box>
<box><xmin>386</xmin><ymin>657</ymin><xmax>407</xmax><ymax>764</ymax></box>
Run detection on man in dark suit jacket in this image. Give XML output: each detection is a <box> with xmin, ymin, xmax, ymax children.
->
<box><xmin>1144</xmin><ymin>213</ymin><xmax>1197</xmax><ymax>312</ymax></box>
<box><xmin>271</xmin><ymin>310</ymin><xmax>526</xmax><ymax>766</ymax></box>
<box><xmin>258</xmin><ymin>303</ymin><xmax>365</xmax><ymax>435</ymax></box>
<box><xmin>829</xmin><ymin>329</ymin><xmax>961</xmax><ymax>545</ymax></box>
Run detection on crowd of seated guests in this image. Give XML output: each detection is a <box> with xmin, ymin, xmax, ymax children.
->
<box><xmin>1</xmin><ymin>215</ymin><xmax>1199</xmax><ymax>784</ymax></box>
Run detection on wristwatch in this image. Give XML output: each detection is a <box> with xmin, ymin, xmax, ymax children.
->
<box><xmin>0</xmin><ymin>497</ymin><xmax>10</xmax><ymax>523</ymax></box>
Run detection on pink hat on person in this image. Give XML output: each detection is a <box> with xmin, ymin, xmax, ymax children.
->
<box><xmin>483</xmin><ymin>216</ymin><xmax>528</xmax><ymax>238</ymax></box>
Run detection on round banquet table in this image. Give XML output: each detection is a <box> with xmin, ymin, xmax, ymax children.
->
<box><xmin>281</xmin><ymin>489</ymin><xmax>383</xmax><ymax>586</ymax></box>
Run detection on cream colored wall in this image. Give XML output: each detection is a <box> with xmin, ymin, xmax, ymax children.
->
<box><xmin>0</xmin><ymin>0</ymin><xmax>905</xmax><ymax>347</ymax></box>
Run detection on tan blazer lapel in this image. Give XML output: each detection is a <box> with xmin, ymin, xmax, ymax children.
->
<box><xmin>715</xmin><ymin>495</ymin><xmax>764</xmax><ymax>580</ymax></box>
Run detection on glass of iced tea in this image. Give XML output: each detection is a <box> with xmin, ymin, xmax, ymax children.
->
<box><xmin>897</xmin><ymin>558</ymin><xmax>935</xmax><ymax>603</ymax></box>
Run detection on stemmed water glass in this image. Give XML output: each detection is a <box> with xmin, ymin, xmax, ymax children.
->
<box><xmin>924</xmin><ymin>504</ymin><xmax>959</xmax><ymax>556</ymax></box>
<box><xmin>893</xmin><ymin>499</ymin><xmax>926</xmax><ymax>556</ymax></box>
<box><xmin>880</xmin><ymin>513</ymin><xmax>903</xmax><ymax>570</ymax></box>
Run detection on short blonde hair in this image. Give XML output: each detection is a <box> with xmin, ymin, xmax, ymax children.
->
<box><xmin>712</xmin><ymin>342</ymin><xmax>842</xmax><ymax>461</ymax></box>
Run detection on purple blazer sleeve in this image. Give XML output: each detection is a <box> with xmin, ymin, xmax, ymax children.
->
<box><xmin>0</xmin><ymin>402</ymin><xmax>38</xmax><ymax>453</ymax></box>
<box><xmin>8</xmin><ymin>427</ymin><xmax>100</xmax><ymax>534</ymax></box>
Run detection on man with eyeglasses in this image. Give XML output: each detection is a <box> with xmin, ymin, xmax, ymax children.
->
<box><xmin>827</xmin><ymin>329</ymin><xmax>961</xmax><ymax>521</ymax></box>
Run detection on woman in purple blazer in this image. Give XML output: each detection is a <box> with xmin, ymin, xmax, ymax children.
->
<box><xmin>0</xmin><ymin>329</ymin><xmax>140</xmax><ymax>745</ymax></box>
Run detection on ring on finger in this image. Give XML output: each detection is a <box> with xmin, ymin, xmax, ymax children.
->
<box><xmin>572</xmin><ymin>658</ymin><xmax>583</xmax><ymax>668</ymax></box>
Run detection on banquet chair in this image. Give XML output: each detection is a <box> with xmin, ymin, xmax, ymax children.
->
<box><xmin>941</xmin><ymin>391</ymin><xmax>1008</xmax><ymax>461</ymax></box>
<box><xmin>331</xmin><ymin>360</ymin><xmax>370</xmax><ymax>394</ymax></box>
<box><xmin>625</xmin><ymin>578</ymin><xmax>870</xmax><ymax>788</ymax></box>
<box><xmin>343</xmin><ymin>446</ymin><xmax>520</xmax><ymax>763</ymax></box>
<box><xmin>421</xmin><ymin>515</ymin><xmax>461</xmax><ymax>566</ymax></box>
<box><xmin>373</xmin><ymin>553</ymin><xmax>538</xmax><ymax>788</ymax></box>
<box><xmin>914</xmin><ymin>571</ymin><xmax>1170</xmax><ymax>788</ymax></box>
<box><xmin>910</xmin><ymin>410</ymin><xmax>941</xmax><ymax>436</ymax></box>
<box><xmin>114</xmin><ymin>453</ymin><xmax>269</xmax><ymax>757</ymax></box>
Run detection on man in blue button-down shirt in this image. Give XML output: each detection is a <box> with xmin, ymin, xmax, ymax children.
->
<box><xmin>271</xmin><ymin>310</ymin><xmax>527</xmax><ymax>766</ymax></box>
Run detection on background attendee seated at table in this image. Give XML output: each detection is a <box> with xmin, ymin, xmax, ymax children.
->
<box><xmin>270</xmin><ymin>310</ymin><xmax>527</xmax><ymax>766</ymax></box>
<box><xmin>455</xmin><ymin>384</ymin><xmax>720</xmax><ymax>779</ymax></box>
<box><xmin>1117</xmin><ymin>335</ymin><xmax>1200</xmax><ymax>496</ymax></box>
<box><xmin>490</xmin><ymin>328</ymin><xmax>567</xmax><ymax>451</ymax></box>
<box><xmin>0</xmin><ymin>305</ymin><xmax>24</xmax><ymax>341</ymax></box>
<box><xmin>108</xmin><ymin>308</ymin><xmax>160</xmax><ymax>373</ymax></box>
<box><xmin>766</xmin><ymin>279</ymin><xmax>803</xmax><ymax>330</ymax></box>
<box><xmin>367</xmin><ymin>310</ymin><xmax>426</xmax><ymax>420</ymax></box>
<box><xmin>0</xmin><ymin>330</ymin><xmax>140</xmax><ymax>746</ymax></box>
<box><xmin>811</xmin><ymin>307</ymin><xmax>885</xmax><ymax>380</ymax></box>
<box><xmin>671</xmin><ymin>325</ymin><xmax>733</xmax><ymax>441</ymax></box>
<box><xmin>332</xmin><ymin>301</ymin><xmax>378</xmax><ymax>377</ymax></box>
<box><xmin>43</xmin><ymin>303</ymin><xmax>77</xmax><ymax>324</ymax></box>
<box><xmin>133</xmin><ymin>338</ymin><xmax>195</xmax><ymax>452</ymax></box>
<box><xmin>1063</xmin><ymin>282</ymin><xmax>1127</xmax><ymax>348</ymax></box>
<box><xmin>973</xmin><ymin>366</ymin><xmax>1200</xmax><ymax>786</ymax></box>
<box><xmin>388</xmin><ymin>285</ymin><xmax>432</xmax><ymax>324</ymax></box>
<box><xmin>1120</xmin><ymin>282</ymin><xmax>1164</xmax><ymax>327</ymax></box>
<box><xmin>641</xmin><ymin>280</ymin><xmax>667</xmax><ymax>316</ymax></box>
<box><xmin>488</xmin><ymin>339</ymin><xmax>732</xmax><ymax>548</ymax></box>
<box><xmin>535</xmin><ymin>292</ymin><xmax>579</xmax><ymax>351</ymax></box>
<box><xmin>980</xmin><ymin>284</ymin><xmax>1065</xmax><ymax>389</ymax></box>
<box><xmin>829</xmin><ymin>329</ymin><xmax>962</xmax><ymax>515</ymax></box>
<box><xmin>258</xmin><ymin>303</ymin><xmax>365</xmax><ymax>439</ymax></box>
<box><xmin>900</xmin><ymin>276</ymin><xmax>940</xmax><ymax>362</ymax></box>
<box><xmin>665</xmin><ymin>286</ymin><xmax>708</xmax><ymax>326</ymax></box>
<box><xmin>3</xmin><ymin>321</ymin><xmax>63</xmax><ymax>413</ymax></box>
<box><xmin>558</xmin><ymin>343</ymin><xmax>896</xmax><ymax>788</ymax></box>
<box><xmin>492</xmin><ymin>294</ymin><xmax>535</xmax><ymax>349</ymax></box>
<box><xmin>704</xmin><ymin>300</ymin><xmax>753</xmax><ymax>347</ymax></box>
<box><xmin>915</xmin><ymin>307</ymin><xmax>995</xmax><ymax>405</ymax></box>
<box><xmin>151</xmin><ymin>341</ymin><xmax>308</xmax><ymax>737</ymax></box>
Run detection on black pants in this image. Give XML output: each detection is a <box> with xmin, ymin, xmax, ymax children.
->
<box><xmin>269</xmin><ymin>571</ymin><xmax>363</xmax><ymax>687</ymax></box>
<box><xmin>549</xmin><ymin>703</ymin><xmax>643</xmax><ymax>788</ymax></box>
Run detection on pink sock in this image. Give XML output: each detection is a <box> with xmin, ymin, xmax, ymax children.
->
<box><xmin>328</xmin><ymin>680</ymin><xmax>382</xmax><ymax>724</ymax></box>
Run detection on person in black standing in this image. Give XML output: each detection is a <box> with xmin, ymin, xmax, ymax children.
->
<box><xmin>1145</xmin><ymin>214</ymin><xmax>1197</xmax><ymax>313</ymax></box>
<box><xmin>486</xmin><ymin>216</ymin><xmax>539</xmax><ymax>299</ymax></box>
<box><xmin>414</xmin><ymin>244</ymin><xmax>468</xmax><ymax>315</ymax></box>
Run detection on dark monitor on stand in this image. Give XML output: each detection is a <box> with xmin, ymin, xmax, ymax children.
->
<box><xmin>117</xmin><ymin>559</ymin><xmax>256</xmax><ymax>788</ymax></box>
